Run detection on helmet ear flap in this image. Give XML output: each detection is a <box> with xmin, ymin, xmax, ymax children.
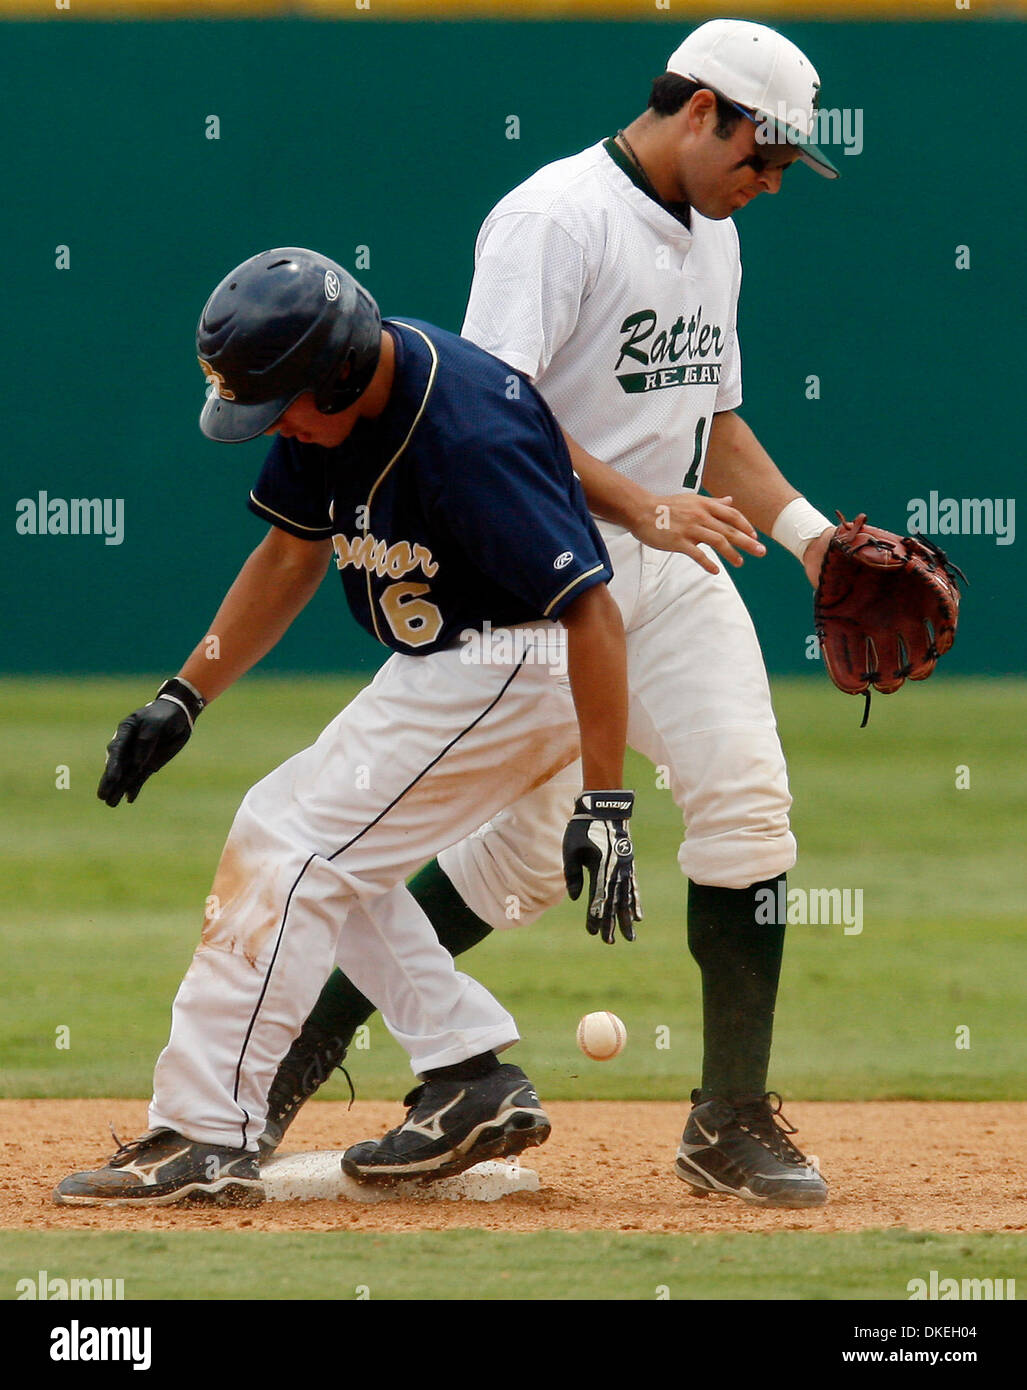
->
<box><xmin>313</xmin><ymin>352</ymin><xmax>361</xmax><ymax>415</ymax></box>
<box><xmin>312</xmin><ymin>288</ymin><xmax>382</xmax><ymax>416</ymax></box>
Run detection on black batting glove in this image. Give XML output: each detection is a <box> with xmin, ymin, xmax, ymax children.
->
<box><xmin>562</xmin><ymin>790</ymin><xmax>643</xmax><ymax>944</ymax></box>
<box><xmin>97</xmin><ymin>677</ymin><xmax>206</xmax><ymax>807</ymax></box>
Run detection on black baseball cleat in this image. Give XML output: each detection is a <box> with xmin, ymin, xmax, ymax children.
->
<box><xmin>341</xmin><ymin>1063</ymin><xmax>551</xmax><ymax>1186</ymax></box>
<box><xmin>257</xmin><ymin>1028</ymin><xmax>352</xmax><ymax>1161</ymax></box>
<box><xmin>53</xmin><ymin>1128</ymin><xmax>264</xmax><ymax>1208</ymax></box>
<box><xmin>674</xmin><ymin>1090</ymin><xmax>828</xmax><ymax>1209</ymax></box>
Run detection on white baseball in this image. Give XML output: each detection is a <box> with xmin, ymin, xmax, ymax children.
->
<box><xmin>576</xmin><ymin>1011</ymin><xmax>627</xmax><ymax>1061</ymax></box>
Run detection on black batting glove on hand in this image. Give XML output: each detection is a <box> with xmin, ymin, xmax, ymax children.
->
<box><xmin>562</xmin><ymin>790</ymin><xmax>643</xmax><ymax>944</ymax></box>
<box><xmin>97</xmin><ymin>677</ymin><xmax>206</xmax><ymax>807</ymax></box>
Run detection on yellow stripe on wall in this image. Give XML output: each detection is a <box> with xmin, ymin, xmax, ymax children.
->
<box><xmin>8</xmin><ymin>0</ymin><xmax>279</xmax><ymax>13</ymax></box>
<box><xmin>7</xmin><ymin>1</ymin><xmax>1026</xmax><ymax>21</ymax></box>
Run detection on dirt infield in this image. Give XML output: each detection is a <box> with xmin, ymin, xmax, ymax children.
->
<box><xmin>2</xmin><ymin>1100</ymin><xmax>1023</xmax><ymax>1234</ymax></box>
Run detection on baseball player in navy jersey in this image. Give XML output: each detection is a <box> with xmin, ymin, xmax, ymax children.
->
<box><xmin>262</xmin><ymin>20</ymin><xmax>842</xmax><ymax>1208</ymax></box>
<box><xmin>54</xmin><ymin>247</ymin><xmax>642</xmax><ymax>1206</ymax></box>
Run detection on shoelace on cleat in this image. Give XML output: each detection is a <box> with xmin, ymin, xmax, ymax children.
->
<box><xmin>277</xmin><ymin>1034</ymin><xmax>356</xmax><ymax>1111</ymax></box>
<box><xmin>733</xmin><ymin>1092</ymin><xmax>811</xmax><ymax>1168</ymax></box>
<box><xmin>401</xmin><ymin>1082</ymin><xmax>428</xmax><ymax>1111</ymax></box>
<box><xmin>338</xmin><ymin>1064</ymin><xmax>356</xmax><ymax>1110</ymax></box>
<box><xmin>104</xmin><ymin>1126</ymin><xmax>167</xmax><ymax>1168</ymax></box>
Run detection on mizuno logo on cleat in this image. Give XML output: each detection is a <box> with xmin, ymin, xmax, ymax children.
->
<box><xmin>121</xmin><ymin>1147</ymin><xmax>192</xmax><ymax>1182</ymax></box>
<box><xmin>398</xmin><ymin>1091</ymin><xmax>465</xmax><ymax>1141</ymax></box>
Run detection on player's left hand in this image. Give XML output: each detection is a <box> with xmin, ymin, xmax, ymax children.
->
<box><xmin>562</xmin><ymin>791</ymin><xmax>643</xmax><ymax>943</ymax></box>
<box><xmin>813</xmin><ymin>513</ymin><xmax>965</xmax><ymax>712</ymax></box>
<box><xmin>802</xmin><ymin>527</ymin><xmax>835</xmax><ymax>587</ymax></box>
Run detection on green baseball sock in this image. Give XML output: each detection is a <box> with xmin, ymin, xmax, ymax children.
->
<box><xmin>408</xmin><ymin>857</ymin><xmax>496</xmax><ymax>958</ymax></box>
<box><xmin>301</xmin><ymin>858</ymin><xmax>494</xmax><ymax>1046</ymax></box>
<box><xmin>687</xmin><ymin>874</ymin><xmax>787</xmax><ymax>1101</ymax></box>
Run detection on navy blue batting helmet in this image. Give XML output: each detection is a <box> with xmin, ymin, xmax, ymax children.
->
<box><xmin>196</xmin><ymin>248</ymin><xmax>382</xmax><ymax>442</ymax></box>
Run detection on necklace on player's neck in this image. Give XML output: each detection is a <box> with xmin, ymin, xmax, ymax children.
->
<box><xmin>616</xmin><ymin>130</ymin><xmax>668</xmax><ymax>206</ymax></box>
<box><xmin>615</xmin><ymin>128</ymin><xmax>691</xmax><ymax>228</ymax></box>
<box><xmin>616</xmin><ymin>130</ymin><xmax>649</xmax><ymax>180</ymax></box>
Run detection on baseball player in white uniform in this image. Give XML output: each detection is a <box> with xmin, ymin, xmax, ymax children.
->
<box><xmin>262</xmin><ymin>20</ymin><xmax>841</xmax><ymax>1208</ymax></box>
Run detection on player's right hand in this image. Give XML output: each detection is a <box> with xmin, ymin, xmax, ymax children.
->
<box><xmin>631</xmin><ymin>493</ymin><xmax>765</xmax><ymax>574</ymax></box>
<box><xmin>562</xmin><ymin>791</ymin><xmax>643</xmax><ymax>944</ymax></box>
<box><xmin>97</xmin><ymin>678</ymin><xmax>204</xmax><ymax>807</ymax></box>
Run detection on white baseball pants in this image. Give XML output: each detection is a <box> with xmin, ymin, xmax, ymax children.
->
<box><xmin>440</xmin><ymin>524</ymin><xmax>796</xmax><ymax>929</ymax></box>
<box><xmin>148</xmin><ymin>630</ymin><xmax>581</xmax><ymax>1150</ymax></box>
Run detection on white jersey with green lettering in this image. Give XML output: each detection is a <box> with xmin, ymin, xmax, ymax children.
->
<box><xmin>462</xmin><ymin>139</ymin><xmax>742</xmax><ymax>497</ymax></box>
<box><xmin>444</xmin><ymin>133</ymin><xmax>795</xmax><ymax>907</ymax></box>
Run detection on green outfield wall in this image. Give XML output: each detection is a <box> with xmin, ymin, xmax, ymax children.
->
<box><xmin>2</xmin><ymin>13</ymin><xmax>1020</xmax><ymax>675</ymax></box>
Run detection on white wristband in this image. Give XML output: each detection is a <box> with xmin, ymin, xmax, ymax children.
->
<box><xmin>771</xmin><ymin>498</ymin><xmax>834</xmax><ymax>562</ymax></box>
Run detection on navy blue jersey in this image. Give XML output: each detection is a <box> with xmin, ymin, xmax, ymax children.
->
<box><xmin>248</xmin><ymin>319</ymin><xmax>612</xmax><ymax>655</ymax></box>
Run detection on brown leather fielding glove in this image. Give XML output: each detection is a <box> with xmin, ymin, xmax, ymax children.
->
<box><xmin>814</xmin><ymin>512</ymin><xmax>965</xmax><ymax>724</ymax></box>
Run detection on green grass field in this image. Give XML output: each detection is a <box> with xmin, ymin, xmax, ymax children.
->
<box><xmin>1</xmin><ymin>676</ymin><xmax>1023</xmax><ymax>1103</ymax></box>
<box><xmin>2</xmin><ymin>1229</ymin><xmax>1025</xmax><ymax>1302</ymax></box>
<box><xmin>1</xmin><ymin>676</ymin><xmax>1023</xmax><ymax>1305</ymax></box>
